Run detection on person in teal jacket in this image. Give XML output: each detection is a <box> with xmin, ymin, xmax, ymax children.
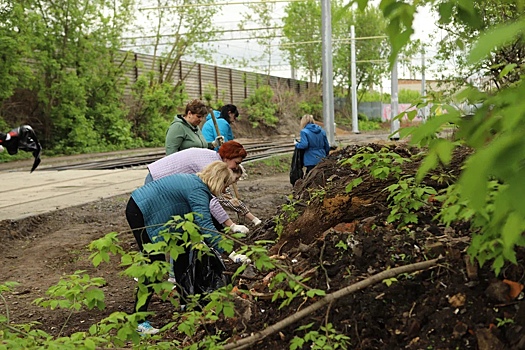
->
<box><xmin>125</xmin><ymin>161</ymin><xmax>239</xmax><ymax>335</ymax></box>
<box><xmin>165</xmin><ymin>99</ymin><xmax>224</xmax><ymax>155</ymax></box>
<box><xmin>201</xmin><ymin>104</ymin><xmax>238</xmax><ymax>149</ymax></box>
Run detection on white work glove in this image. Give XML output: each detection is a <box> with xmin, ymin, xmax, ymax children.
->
<box><xmin>230</xmin><ymin>223</ymin><xmax>249</xmax><ymax>234</ymax></box>
<box><xmin>0</xmin><ymin>145</ymin><xmax>3</xmax><ymax>153</ymax></box>
<box><xmin>293</xmin><ymin>138</ymin><xmax>299</xmax><ymax>145</ymax></box>
<box><xmin>212</xmin><ymin>135</ymin><xmax>225</xmax><ymax>148</ymax></box>
<box><xmin>238</xmin><ymin>164</ymin><xmax>248</xmax><ymax>180</ymax></box>
<box><xmin>252</xmin><ymin>217</ymin><xmax>262</xmax><ymax>226</ymax></box>
<box><xmin>229</xmin><ymin>251</ymin><xmax>251</xmax><ymax>264</ymax></box>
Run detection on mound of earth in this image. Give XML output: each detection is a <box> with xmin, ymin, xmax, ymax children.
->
<box><xmin>230</xmin><ymin>143</ymin><xmax>525</xmax><ymax>350</ymax></box>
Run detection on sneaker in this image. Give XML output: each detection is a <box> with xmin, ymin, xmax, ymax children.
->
<box><xmin>137</xmin><ymin>321</ymin><xmax>159</xmax><ymax>335</ymax></box>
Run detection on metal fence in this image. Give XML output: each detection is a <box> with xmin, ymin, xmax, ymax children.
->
<box><xmin>123</xmin><ymin>51</ymin><xmax>318</xmax><ymax>104</ymax></box>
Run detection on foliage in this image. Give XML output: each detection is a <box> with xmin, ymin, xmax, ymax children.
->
<box><xmin>297</xmin><ymin>89</ymin><xmax>324</xmax><ymax>118</ymax></box>
<box><xmin>0</xmin><ymin>4</ymin><xmax>33</xmax><ymax>102</ymax></box>
<box><xmin>339</xmin><ymin>146</ymin><xmax>409</xmax><ymax>186</ymax></box>
<box><xmin>239</xmin><ymin>1</ymin><xmax>280</xmax><ymax>76</ymax></box>
<box><xmin>281</xmin><ymin>0</ymin><xmax>323</xmax><ymax>82</ymax></box>
<box><xmin>33</xmin><ymin>271</ymin><xmax>106</xmax><ymax>312</ymax></box>
<box><xmin>274</xmin><ymin>195</ymin><xmax>300</xmax><ymax>238</ymax></box>
<box><xmin>432</xmin><ymin>0</ymin><xmax>525</xmax><ymax>91</ymax></box>
<box><xmin>129</xmin><ymin>75</ymin><xmax>186</xmax><ymax>147</ymax></box>
<box><xmin>332</xmin><ymin>5</ymin><xmax>390</xmax><ymax>98</ymax></box>
<box><xmin>375</xmin><ymin>0</ymin><xmax>525</xmax><ymax>273</ymax></box>
<box><xmin>0</xmin><ymin>210</ymin><xmax>349</xmax><ymax>348</ymax></box>
<box><xmin>385</xmin><ymin>176</ymin><xmax>437</xmax><ymax>228</ymax></box>
<box><xmin>242</xmin><ymin>85</ymin><xmax>279</xmax><ymax>127</ymax></box>
<box><xmin>135</xmin><ymin>0</ymin><xmax>223</xmax><ymax>86</ymax></box>
<box><xmin>290</xmin><ymin>323</ymin><xmax>350</xmax><ymax>350</ymax></box>
<box><xmin>359</xmin><ymin>89</ymin><xmax>422</xmax><ymax>104</ymax></box>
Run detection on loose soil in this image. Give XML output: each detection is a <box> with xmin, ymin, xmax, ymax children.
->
<box><xmin>1</xmin><ymin>138</ymin><xmax>525</xmax><ymax>350</ymax></box>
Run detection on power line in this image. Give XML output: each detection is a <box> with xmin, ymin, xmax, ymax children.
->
<box><xmin>139</xmin><ymin>0</ymin><xmax>305</xmax><ymax>11</ymax></box>
<box><xmin>279</xmin><ymin>35</ymin><xmax>388</xmax><ymax>47</ymax></box>
<box><xmin>121</xmin><ymin>27</ymin><xmax>284</xmax><ymax>41</ymax></box>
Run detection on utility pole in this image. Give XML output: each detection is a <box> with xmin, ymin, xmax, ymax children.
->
<box><xmin>390</xmin><ymin>57</ymin><xmax>400</xmax><ymax>140</ymax></box>
<box><xmin>421</xmin><ymin>47</ymin><xmax>427</xmax><ymax>122</ymax></box>
<box><xmin>351</xmin><ymin>25</ymin><xmax>359</xmax><ymax>134</ymax></box>
<box><xmin>321</xmin><ymin>0</ymin><xmax>335</xmax><ymax>146</ymax></box>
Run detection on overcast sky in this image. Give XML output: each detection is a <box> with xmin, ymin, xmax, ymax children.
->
<box><xmin>128</xmin><ymin>1</ymin><xmax>443</xmax><ymax>83</ymax></box>
<box><xmin>209</xmin><ymin>2</ymin><xmax>443</xmax><ymax>82</ymax></box>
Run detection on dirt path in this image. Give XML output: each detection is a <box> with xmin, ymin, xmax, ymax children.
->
<box><xmin>0</xmin><ymin>169</ymin><xmax>291</xmax><ymax>334</ymax></box>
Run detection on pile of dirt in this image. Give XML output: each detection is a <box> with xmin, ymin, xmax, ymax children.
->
<box><xmin>1</xmin><ymin>142</ymin><xmax>525</xmax><ymax>350</ymax></box>
<box><xmin>229</xmin><ymin>142</ymin><xmax>525</xmax><ymax>349</ymax></box>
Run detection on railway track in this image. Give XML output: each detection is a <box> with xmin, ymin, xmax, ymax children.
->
<box><xmin>40</xmin><ymin>140</ymin><xmax>296</xmax><ymax>171</ymax></box>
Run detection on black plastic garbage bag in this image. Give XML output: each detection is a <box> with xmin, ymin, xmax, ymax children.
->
<box><xmin>174</xmin><ymin>243</ymin><xmax>230</xmax><ymax>304</ymax></box>
<box><xmin>290</xmin><ymin>147</ymin><xmax>305</xmax><ymax>186</ymax></box>
<box><xmin>5</xmin><ymin>125</ymin><xmax>42</xmax><ymax>172</ymax></box>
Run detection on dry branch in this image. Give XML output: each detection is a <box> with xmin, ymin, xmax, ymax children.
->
<box><xmin>223</xmin><ymin>257</ymin><xmax>442</xmax><ymax>350</ymax></box>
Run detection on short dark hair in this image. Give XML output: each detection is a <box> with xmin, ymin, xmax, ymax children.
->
<box><xmin>220</xmin><ymin>104</ymin><xmax>239</xmax><ymax>122</ymax></box>
<box><xmin>185</xmin><ymin>99</ymin><xmax>208</xmax><ymax>118</ymax></box>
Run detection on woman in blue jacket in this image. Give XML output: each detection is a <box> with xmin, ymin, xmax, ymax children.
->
<box><xmin>201</xmin><ymin>104</ymin><xmax>238</xmax><ymax>149</ymax></box>
<box><xmin>294</xmin><ymin>114</ymin><xmax>331</xmax><ymax>175</ymax></box>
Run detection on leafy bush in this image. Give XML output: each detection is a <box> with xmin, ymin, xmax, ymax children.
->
<box><xmin>129</xmin><ymin>75</ymin><xmax>187</xmax><ymax>147</ymax></box>
<box><xmin>242</xmin><ymin>85</ymin><xmax>279</xmax><ymax>127</ymax></box>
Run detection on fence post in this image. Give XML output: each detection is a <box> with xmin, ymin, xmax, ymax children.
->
<box><xmin>198</xmin><ymin>64</ymin><xmax>202</xmax><ymax>99</ymax></box>
<box><xmin>229</xmin><ymin>68</ymin><xmax>233</xmax><ymax>104</ymax></box>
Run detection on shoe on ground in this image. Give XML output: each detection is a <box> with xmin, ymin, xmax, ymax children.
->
<box><xmin>137</xmin><ymin>321</ymin><xmax>159</xmax><ymax>335</ymax></box>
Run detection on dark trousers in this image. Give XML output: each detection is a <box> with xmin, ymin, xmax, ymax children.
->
<box><xmin>125</xmin><ymin>197</ymin><xmax>165</xmax><ymax>314</ymax></box>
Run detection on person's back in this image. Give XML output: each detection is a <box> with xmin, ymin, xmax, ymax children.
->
<box><xmin>147</xmin><ymin>148</ymin><xmax>221</xmax><ymax>181</ymax></box>
<box><xmin>295</xmin><ymin>115</ymin><xmax>330</xmax><ymax>169</ymax></box>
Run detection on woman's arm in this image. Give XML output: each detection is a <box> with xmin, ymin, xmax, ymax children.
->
<box><xmin>165</xmin><ymin>124</ymin><xmax>185</xmax><ymax>155</ymax></box>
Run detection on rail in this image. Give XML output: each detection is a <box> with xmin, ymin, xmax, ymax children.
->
<box><xmin>41</xmin><ymin>140</ymin><xmax>296</xmax><ymax>170</ymax></box>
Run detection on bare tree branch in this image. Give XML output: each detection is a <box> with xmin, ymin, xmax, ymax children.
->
<box><xmin>223</xmin><ymin>257</ymin><xmax>442</xmax><ymax>350</ymax></box>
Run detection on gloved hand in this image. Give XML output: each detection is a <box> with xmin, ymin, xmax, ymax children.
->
<box><xmin>228</xmin><ymin>251</ymin><xmax>251</xmax><ymax>264</ymax></box>
<box><xmin>238</xmin><ymin>164</ymin><xmax>248</xmax><ymax>180</ymax></box>
<box><xmin>212</xmin><ymin>135</ymin><xmax>225</xmax><ymax>148</ymax></box>
<box><xmin>0</xmin><ymin>145</ymin><xmax>4</xmax><ymax>153</ymax></box>
<box><xmin>252</xmin><ymin>217</ymin><xmax>262</xmax><ymax>226</ymax></box>
<box><xmin>230</xmin><ymin>223</ymin><xmax>249</xmax><ymax>234</ymax></box>
<box><xmin>294</xmin><ymin>138</ymin><xmax>299</xmax><ymax>145</ymax></box>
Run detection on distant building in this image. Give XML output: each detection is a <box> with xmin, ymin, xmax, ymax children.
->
<box><xmin>398</xmin><ymin>78</ymin><xmax>449</xmax><ymax>93</ymax></box>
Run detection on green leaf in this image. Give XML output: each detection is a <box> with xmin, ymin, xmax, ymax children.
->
<box><xmin>468</xmin><ymin>20</ymin><xmax>525</xmax><ymax>64</ymax></box>
<box><xmin>501</xmin><ymin>212</ymin><xmax>524</xmax><ymax>249</ymax></box>
<box><xmin>499</xmin><ymin>63</ymin><xmax>517</xmax><ymax>79</ymax></box>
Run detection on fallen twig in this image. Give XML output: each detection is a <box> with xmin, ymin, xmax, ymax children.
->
<box><xmin>223</xmin><ymin>257</ymin><xmax>442</xmax><ymax>350</ymax></box>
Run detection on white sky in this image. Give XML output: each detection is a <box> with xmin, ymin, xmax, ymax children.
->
<box><xmin>208</xmin><ymin>2</ymin><xmax>443</xmax><ymax>82</ymax></box>
<box><xmin>128</xmin><ymin>1</ymin><xmax>443</xmax><ymax>83</ymax></box>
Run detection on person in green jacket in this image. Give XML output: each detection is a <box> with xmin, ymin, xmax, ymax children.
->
<box><xmin>165</xmin><ymin>99</ymin><xmax>224</xmax><ymax>155</ymax></box>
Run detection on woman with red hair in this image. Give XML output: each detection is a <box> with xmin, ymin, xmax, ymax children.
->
<box><xmin>145</xmin><ymin>141</ymin><xmax>258</xmax><ymax>259</ymax></box>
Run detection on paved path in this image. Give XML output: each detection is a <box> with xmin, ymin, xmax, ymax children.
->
<box><xmin>0</xmin><ymin>131</ymin><xmax>393</xmax><ymax>221</ymax></box>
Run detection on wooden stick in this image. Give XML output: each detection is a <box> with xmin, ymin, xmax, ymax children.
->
<box><xmin>222</xmin><ymin>257</ymin><xmax>442</xmax><ymax>350</ymax></box>
<box><xmin>209</xmin><ymin>106</ymin><xmax>241</xmax><ymax>200</ymax></box>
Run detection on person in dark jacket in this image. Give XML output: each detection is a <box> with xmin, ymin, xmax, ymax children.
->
<box><xmin>165</xmin><ymin>99</ymin><xmax>224</xmax><ymax>155</ymax></box>
<box><xmin>125</xmin><ymin>161</ymin><xmax>247</xmax><ymax>335</ymax></box>
<box><xmin>294</xmin><ymin>114</ymin><xmax>331</xmax><ymax>175</ymax></box>
<box><xmin>201</xmin><ymin>104</ymin><xmax>238</xmax><ymax>149</ymax></box>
